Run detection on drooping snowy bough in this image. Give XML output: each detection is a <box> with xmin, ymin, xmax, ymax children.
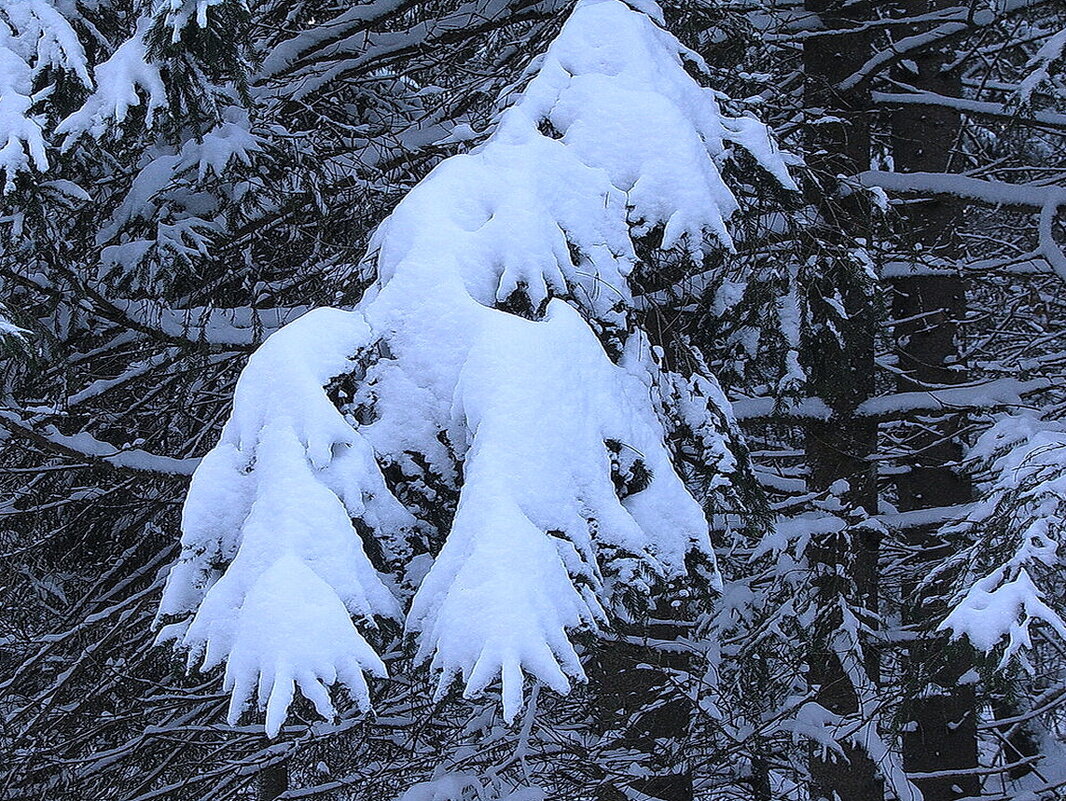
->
<box><xmin>156</xmin><ymin>0</ymin><xmax>795</xmax><ymax>735</ymax></box>
<box><xmin>939</xmin><ymin>414</ymin><xmax>1066</xmax><ymax>666</ymax></box>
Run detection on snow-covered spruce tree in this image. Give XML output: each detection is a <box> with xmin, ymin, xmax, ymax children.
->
<box><xmin>0</xmin><ymin>2</ymin><xmax>573</xmax><ymax>797</ymax></box>
<box><xmin>156</xmin><ymin>0</ymin><xmax>794</xmax><ymax>744</ymax></box>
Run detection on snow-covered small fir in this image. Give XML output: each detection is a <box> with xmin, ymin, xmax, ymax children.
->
<box><xmin>939</xmin><ymin>413</ymin><xmax>1066</xmax><ymax>666</ymax></box>
<box><xmin>156</xmin><ymin>0</ymin><xmax>793</xmax><ymax>735</ymax></box>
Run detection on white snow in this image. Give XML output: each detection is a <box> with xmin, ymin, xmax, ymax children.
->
<box><xmin>1019</xmin><ymin>27</ymin><xmax>1066</xmax><ymax>103</ymax></box>
<box><xmin>158</xmin><ymin>0</ymin><xmax>793</xmax><ymax>733</ymax></box>
<box><xmin>0</xmin><ymin>303</ymin><xmax>25</xmax><ymax>339</ymax></box>
<box><xmin>397</xmin><ymin>774</ymin><xmax>544</xmax><ymax>801</ymax></box>
<box><xmin>57</xmin><ymin>22</ymin><xmax>165</xmax><ymax>141</ymax></box>
<box><xmin>939</xmin><ymin>414</ymin><xmax>1066</xmax><ymax>666</ymax></box>
<box><xmin>0</xmin><ymin>1</ymin><xmax>91</xmax><ymax>190</ymax></box>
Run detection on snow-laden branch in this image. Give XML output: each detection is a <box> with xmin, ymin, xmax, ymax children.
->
<box><xmin>155</xmin><ymin>308</ymin><xmax>405</xmax><ymax>736</ymax></box>
<box><xmin>1019</xmin><ymin>26</ymin><xmax>1066</xmax><ymax>103</ymax></box>
<box><xmin>731</xmin><ymin>378</ymin><xmax>1050</xmax><ymax>422</ymax></box>
<box><xmin>0</xmin><ymin>410</ymin><xmax>199</xmax><ymax>475</ymax></box>
<box><xmin>0</xmin><ymin>0</ymin><xmax>90</xmax><ymax>190</ymax></box>
<box><xmin>939</xmin><ymin>415</ymin><xmax>1066</xmax><ymax>666</ymax></box>
<box><xmin>115</xmin><ymin>301</ymin><xmax>310</xmax><ymax>348</ymax></box>
<box><xmin>1039</xmin><ymin>195</ymin><xmax>1066</xmax><ymax>281</ymax></box>
<box><xmin>55</xmin><ymin>21</ymin><xmax>165</xmax><ymax>142</ymax></box>
<box><xmin>257</xmin><ymin>0</ymin><xmax>483</xmax><ymax>80</ymax></box>
<box><xmin>837</xmin><ymin>0</ymin><xmax>1050</xmax><ymax>90</ymax></box>
<box><xmin>858</xmin><ymin>171</ymin><xmax>1066</xmax><ymax>282</ymax></box>
<box><xmin>158</xmin><ymin>0</ymin><xmax>793</xmax><ymax>734</ymax></box>
<box><xmin>872</xmin><ymin>89</ymin><xmax>1066</xmax><ymax>130</ymax></box>
<box><xmin>766</xmin><ymin>4</ymin><xmax>974</xmax><ymax>41</ymax></box>
<box><xmin>855</xmin><ymin>378</ymin><xmax>1052</xmax><ymax>417</ymax></box>
<box><xmin>857</xmin><ymin>170</ymin><xmax>1064</xmax><ymax>210</ymax></box>
<box><xmin>15</xmin><ymin>268</ymin><xmax>274</xmax><ymax>352</ymax></box>
<box><xmin>259</xmin><ymin>0</ymin><xmax>564</xmax><ymax>101</ymax></box>
<box><xmin>839</xmin><ymin>17</ymin><xmax>981</xmax><ymax>91</ymax></box>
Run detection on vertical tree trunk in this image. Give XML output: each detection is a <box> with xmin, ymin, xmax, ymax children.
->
<box><xmin>801</xmin><ymin>3</ymin><xmax>883</xmax><ymax>800</ymax></box>
<box><xmin>891</xmin><ymin>277</ymin><xmax>978</xmax><ymax>801</ymax></box>
<box><xmin>588</xmin><ymin>606</ymin><xmax>695</xmax><ymax>801</ymax></box>
<box><xmin>258</xmin><ymin>761</ymin><xmax>289</xmax><ymax>801</ymax></box>
<box><xmin>888</xmin><ymin>2</ymin><xmax>979</xmax><ymax>798</ymax></box>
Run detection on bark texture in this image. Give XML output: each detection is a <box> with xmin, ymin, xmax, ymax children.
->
<box><xmin>802</xmin><ymin>3</ymin><xmax>883</xmax><ymax>800</ymax></box>
<box><xmin>889</xmin><ymin>2</ymin><xmax>979</xmax><ymax>797</ymax></box>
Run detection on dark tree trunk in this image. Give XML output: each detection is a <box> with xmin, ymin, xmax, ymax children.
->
<box><xmin>888</xmin><ymin>2</ymin><xmax>979</xmax><ymax>798</ymax></box>
<box><xmin>588</xmin><ymin>610</ymin><xmax>695</xmax><ymax>801</ymax></box>
<box><xmin>258</xmin><ymin>761</ymin><xmax>289</xmax><ymax>801</ymax></box>
<box><xmin>891</xmin><ymin>277</ymin><xmax>979</xmax><ymax>801</ymax></box>
<box><xmin>802</xmin><ymin>3</ymin><xmax>883</xmax><ymax>800</ymax></box>
<box><xmin>992</xmin><ymin>696</ymin><xmax>1042</xmax><ymax>781</ymax></box>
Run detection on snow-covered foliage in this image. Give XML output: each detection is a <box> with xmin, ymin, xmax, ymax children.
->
<box><xmin>0</xmin><ymin>300</ymin><xmax>21</xmax><ymax>333</ymax></box>
<box><xmin>155</xmin><ymin>310</ymin><xmax>403</xmax><ymax>736</ymax></box>
<box><xmin>0</xmin><ymin>0</ymin><xmax>89</xmax><ymax>190</ymax></box>
<box><xmin>56</xmin><ymin>21</ymin><xmax>165</xmax><ymax>142</ymax></box>
<box><xmin>157</xmin><ymin>0</ymin><xmax>792</xmax><ymax>733</ymax></box>
<box><xmin>396</xmin><ymin>774</ymin><xmax>543</xmax><ymax>801</ymax></box>
<box><xmin>7</xmin><ymin>0</ymin><xmax>1065</xmax><ymax>797</ymax></box>
<box><xmin>1018</xmin><ymin>26</ymin><xmax>1066</xmax><ymax>104</ymax></box>
<box><xmin>940</xmin><ymin>414</ymin><xmax>1066</xmax><ymax>667</ymax></box>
